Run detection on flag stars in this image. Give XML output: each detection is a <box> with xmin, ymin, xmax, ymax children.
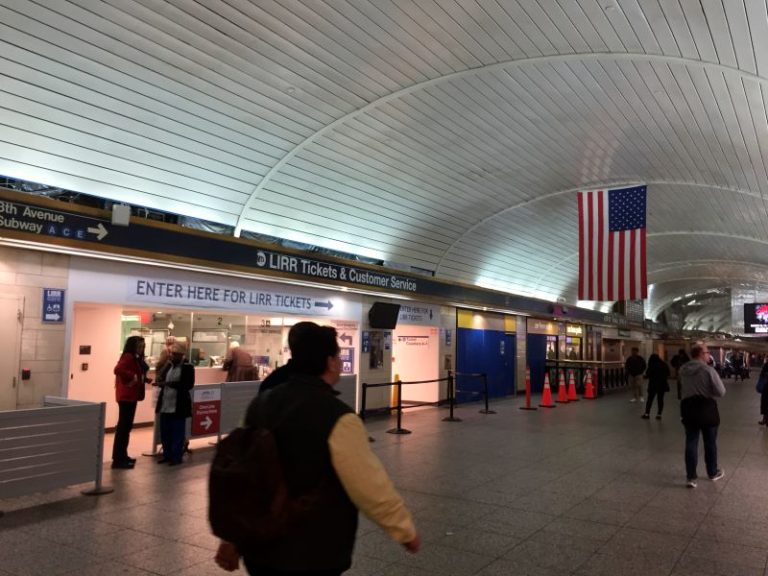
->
<box><xmin>609</xmin><ymin>186</ymin><xmax>646</xmax><ymax>231</ymax></box>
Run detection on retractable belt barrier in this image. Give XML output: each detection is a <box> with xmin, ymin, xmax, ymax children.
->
<box><xmin>360</xmin><ymin>376</ymin><xmax>450</xmax><ymax>435</ymax></box>
<box><xmin>447</xmin><ymin>371</ymin><xmax>495</xmax><ymax>419</ymax></box>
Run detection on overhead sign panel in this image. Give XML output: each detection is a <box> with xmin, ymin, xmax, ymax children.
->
<box><xmin>0</xmin><ymin>189</ymin><xmax>609</xmax><ymax>324</ymax></box>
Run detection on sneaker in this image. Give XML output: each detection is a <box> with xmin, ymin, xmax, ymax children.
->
<box><xmin>630</xmin><ymin>398</ymin><xmax>637</xmax><ymax>403</ymax></box>
<box><xmin>686</xmin><ymin>479</ymin><xmax>697</xmax><ymax>488</ymax></box>
<box><xmin>639</xmin><ymin>397</ymin><xmax>645</xmax><ymax>402</ymax></box>
<box><xmin>641</xmin><ymin>414</ymin><xmax>650</xmax><ymax>419</ymax></box>
<box><xmin>709</xmin><ymin>469</ymin><xmax>724</xmax><ymax>481</ymax></box>
<box><xmin>655</xmin><ymin>414</ymin><xmax>662</xmax><ymax>420</ymax></box>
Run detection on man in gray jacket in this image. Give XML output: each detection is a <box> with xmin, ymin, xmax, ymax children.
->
<box><xmin>679</xmin><ymin>343</ymin><xmax>726</xmax><ymax>488</ymax></box>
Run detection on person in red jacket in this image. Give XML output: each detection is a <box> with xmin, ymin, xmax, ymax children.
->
<box><xmin>112</xmin><ymin>335</ymin><xmax>151</xmax><ymax>469</ymax></box>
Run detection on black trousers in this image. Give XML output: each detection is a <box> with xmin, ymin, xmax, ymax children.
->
<box><xmin>644</xmin><ymin>388</ymin><xmax>666</xmax><ymax>416</ymax></box>
<box><xmin>112</xmin><ymin>400</ymin><xmax>137</xmax><ymax>462</ymax></box>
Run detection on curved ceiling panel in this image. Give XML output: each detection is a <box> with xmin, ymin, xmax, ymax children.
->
<box><xmin>2</xmin><ymin>0</ymin><xmax>768</xmax><ymax>320</ymax></box>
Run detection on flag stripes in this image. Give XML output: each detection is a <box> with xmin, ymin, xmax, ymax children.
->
<box><xmin>578</xmin><ymin>186</ymin><xmax>647</xmax><ymax>301</ymax></box>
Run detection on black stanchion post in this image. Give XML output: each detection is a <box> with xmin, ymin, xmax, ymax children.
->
<box><xmin>360</xmin><ymin>382</ymin><xmax>375</xmax><ymax>442</ymax></box>
<box><xmin>443</xmin><ymin>370</ymin><xmax>462</xmax><ymax>422</ymax></box>
<box><xmin>479</xmin><ymin>373</ymin><xmax>496</xmax><ymax>414</ymax></box>
<box><xmin>387</xmin><ymin>378</ymin><xmax>411</xmax><ymax>435</ymax></box>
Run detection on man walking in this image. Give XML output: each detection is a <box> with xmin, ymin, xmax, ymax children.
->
<box><xmin>679</xmin><ymin>343</ymin><xmax>726</xmax><ymax>488</ymax></box>
<box><xmin>215</xmin><ymin>323</ymin><xmax>419</xmax><ymax>574</ymax></box>
<box><xmin>625</xmin><ymin>347</ymin><xmax>647</xmax><ymax>403</ymax></box>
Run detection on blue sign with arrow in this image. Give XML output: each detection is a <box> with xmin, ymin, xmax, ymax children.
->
<box><xmin>42</xmin><ymin>288</ymin><xmax>65</xmax><ymax>323</ymax></box>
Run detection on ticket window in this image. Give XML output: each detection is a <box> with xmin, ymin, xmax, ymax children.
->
<box><xmin>546</xmin><ymin>335</ymin><xmax>558</xmax><ymax>360</ymax></box>
<box><xmin>565</xmin><ymin>336</ymin><xmax>582</xmax><ymax>360</ymax></box>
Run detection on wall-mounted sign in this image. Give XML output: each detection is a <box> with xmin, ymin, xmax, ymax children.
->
<box><xmin>127</xmin><ymin>277</ymin><xmax>340</xmax><ymax>316</ymax></box>
<box><xmin>339</xmin><ymin>347</ymin><xmax>355</xmax><ymax>374</ymax></box>
<box><xmin>42</xmin><ymin>288</ymin><xmax>65</xmax><ymax>323</ymax></box>
<box><xmin>398</xmin><ymin>303</ymin><xmax>438</xmax><ymax>325</ymax></box>
<box><xmin>191</xmin><ymin>388</ymin><xmax>221</xmax><ymax>436</ymax></box>
<box><xmin>566</xmin><ymin>324</ymin><xmax>583</xmax><ymax>336</ymax></box>
<box><xmin>361</xmin><ymin>331</ymin><xmax>371</xmax><ymax>353</ymax></box>
<box><xmin>0</xmin><ymin>189</ymin><xmax>610</xmax><ymax>325</ymax></box>
<box><xmin>397</xmin><ymin>335</ymin><xmax>429</xmax><ymax>347</ymax></box>
<box><xmin>618</xmin><ymin>328</ymin><xmax>632</xmax><ymax>338</ymax></box>
<box><xmin>527</xmin><ymin>319</ymin><xmax>559</xmax><ymax>335</ymax></box>
<box><xmin>445</xmin><ymin>329</ymin><xmax>452</xmax><ymax>346</ymax></box>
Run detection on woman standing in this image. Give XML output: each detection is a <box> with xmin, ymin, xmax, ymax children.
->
<box><xmin>156</xmin><ymin>343</ymin><xmax>195</xmax><ymax>465</ymax></box>
<box><xmin>112</xmin><ymin>335</ymin><xmax>151</xmax><ymax>469</ymax></box>
<box><xmin>642</xmin><ymin>353</ymin><xmax>670</xmax><ymax>420</ymax></box>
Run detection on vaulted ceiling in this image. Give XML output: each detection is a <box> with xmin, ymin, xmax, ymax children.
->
<box><xmin>3</xmin><ymin>0</ymin><xmax>768</xmax><ymax>328</ymax></box>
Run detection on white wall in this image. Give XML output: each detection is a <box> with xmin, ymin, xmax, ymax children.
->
<box><xmin>392</xmin><ymin>325</ymin><xmax>439</xmax><ymax>403</ymax></box>
<box><xmin>0</xmin><ymin>246</ymin><xmax>68</xmax><ymax>409</ymax></box>
<box><xmin>67</xmin><ymin>303</ymin><xmax>156</xmax><ymax>428</ymax></box>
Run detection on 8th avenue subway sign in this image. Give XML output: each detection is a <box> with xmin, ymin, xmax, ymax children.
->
<box><xmin>0</xmin><ymin>188</ymin><xmax>610</xmax><ymax>325</ymax></box>
<box><xmin>0</xmin><ymin>191</ymin><xmax>420</xmax><ymax>295</ymax></box>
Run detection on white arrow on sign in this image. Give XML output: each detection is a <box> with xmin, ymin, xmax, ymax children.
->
<box><xmin>87</xmin><ymin>223</ymin><xmax>108</xmax><ymax>240</ymax></box>
<box><xmin>45</xmin><ymin>313</ymin><xmax>61</xmax><ymax>321</ymax></box>
<box><xmin>201</xmin><ymin>415</ymin><xmax>213</xmax><ymax>431</ymax></box>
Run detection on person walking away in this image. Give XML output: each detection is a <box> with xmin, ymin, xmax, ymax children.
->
<box><xmin>259</xmin><ymin>321</ymin><xmax>318</xmax><ymax>395</ymax></box>
<box><xmin>641</xmin><ymin>354</ymin><xmax>670</xmax><ymax>420</ymax></box>
<box><xmin>625</xmin><ymin>347</ymin><xmax>647</xmax><ymax>403</ymax></box>
<box><xmin>112</xmin><ymin>335</ymin><xmax>151</xmax><ymax>469</ymax></box>
<box><xmin>223</xmin><ymin>341</ymin><xmax>254</xmax><ymax>382</ymax></box>
<box><xmin>679</xmin><ymin>343</ymin><xmax>726</xmax><ymax>488</ymax></box>
<box><xmin>156</xmin><ymin>343</ymin><xmax>195</xmax><ymax>465</ymax></box>
<box><xmin>732</xmin><ymin>353</ymin><xmax>745</xmax><ymax>381</ymax></box>
<box><xmin>214</xmin><ymin>323</ymin><xmax>420</xmax><ymax>574</ymax></box>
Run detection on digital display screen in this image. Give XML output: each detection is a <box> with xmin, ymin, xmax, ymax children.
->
<box><xmin>744</xmin><ymin>303</ymin><xmax>768</xmax><ymax>334</ymax></box>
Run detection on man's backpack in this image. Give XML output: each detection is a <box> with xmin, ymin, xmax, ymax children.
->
<box><xmin>208</xmin><ymin>398</ymin><xmax>315</xmax><ymax>547</ymax></box>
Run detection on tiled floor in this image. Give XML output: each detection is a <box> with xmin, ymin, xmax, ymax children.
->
<box><xmin>2</xmin><ymin>377</ymin><xmax>768</xmax><ymax>575</ymax></box>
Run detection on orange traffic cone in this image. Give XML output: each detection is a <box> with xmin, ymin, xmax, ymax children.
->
<box><xmin>556</xmin><ymin>369</ymin><xmax>569</xmax><ymax>403</ymax></box>
<box><xmin>583</xmin><ymin>369</ymin><xmax>597</xmax><ymax>399</ymax></box>
<box><xmin>539</xmin><ymin>372</ymin><xmax>556</xmax><ymax>408</ymax></box>
<box><xmin>567</xmin><ymin>370</ymin><xmax>579</xmax><ymax>401</ymax></box>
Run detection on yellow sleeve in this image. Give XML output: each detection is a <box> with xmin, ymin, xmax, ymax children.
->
<box><xmin>328</xmin><ymin>413</ymin><xmax>416</xmax><ymax>544</ymax></box>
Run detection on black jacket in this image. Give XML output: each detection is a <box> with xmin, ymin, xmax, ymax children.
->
<box><xmin>155</xmin><ymin>362</ymin><xmax>195</xmax><ymax>417</ymax></box>
<box><xmin>258</xmin><ymin>360</ymin><xmax>295</xmax><ymax>395</ymax></box>
<box><xmin>625</xmin><ymin>355</ymin><xmax>647</xmax><ymax>376</ymax></box>
<box><xmin>242</xmin><ymin>374</ymin><xmax>356</xmax><ymax>572</ymax></box>
<box><xmin>645</xmin><ymin>361</ymin><xmax>670</xmax><ymax>393</ymax></box>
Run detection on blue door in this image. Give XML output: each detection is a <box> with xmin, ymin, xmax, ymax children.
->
<box><xmin>457</xmin><ymin>328</ymin><xmax>516</xmax><ymax>402</ymax></box>
<box><xmin>527</xmin><ymin>334</ymin><xmax>547</xmax><ymax>394</ymax></box>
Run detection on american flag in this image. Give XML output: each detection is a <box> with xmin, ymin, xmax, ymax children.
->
<box><xmin>578</xmin><ymin>185</ymin><xmax>647</xmax><ymax>301</ymax></box>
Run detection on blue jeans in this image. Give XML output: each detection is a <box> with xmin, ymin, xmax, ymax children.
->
<box><xmin>684</xmin><ymin>425</ymin><xmax>718</xmax><ymax>480</ymax></box>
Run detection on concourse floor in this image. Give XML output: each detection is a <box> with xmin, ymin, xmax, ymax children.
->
<box><xmin>2</xmin><ymin>375</ymin><xmax>768</xmax><ymax>576</ymax></box>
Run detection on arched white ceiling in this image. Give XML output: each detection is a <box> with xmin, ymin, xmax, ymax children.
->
<box><xmin>2</xmin><ymin>0</ymin><xmax>768</xmax><ymax>318</ymax></box>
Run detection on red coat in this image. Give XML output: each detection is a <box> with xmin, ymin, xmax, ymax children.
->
<box><xmin>114</xmin><ymin>352</ymin><xmax>149</xmax><ymax>402</ymax></box>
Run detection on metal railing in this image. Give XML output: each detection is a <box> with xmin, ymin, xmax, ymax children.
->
<box><xmin>544</xmin><ymin>360</ymin><xmax>626</xmax><ymax>395</ymax></box>
<box><xmin>0</xmin><ymin>397</ymin><xmax>112</xmax><ymax>511</ymax></box>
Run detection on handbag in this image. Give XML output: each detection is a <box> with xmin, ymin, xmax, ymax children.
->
<box><xmin>757</xmin><ymin>373</ymin><xmax>767</xmax><ymax>394</ymax></box>
<box><xmin>680</xmin><ymin>395</ymin><xmax>720</xmax><ymax>428</ymax></box>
